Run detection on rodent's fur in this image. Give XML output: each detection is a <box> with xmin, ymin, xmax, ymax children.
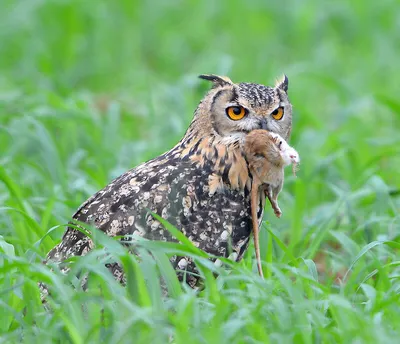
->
<box><xmin>244</xmin><ymin>129</ymin><xmax>299</xmax><ymax>278</ymax></box>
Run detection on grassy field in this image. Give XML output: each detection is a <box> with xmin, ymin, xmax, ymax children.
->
<box><xmin>1</xmin><ymin>0</ymin><xmax>400</xmax><ymax>343</ymax></box>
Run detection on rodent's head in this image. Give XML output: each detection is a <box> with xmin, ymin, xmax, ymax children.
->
<box><xmin>244</xmin><ymin>129</ymin><xmax>299</xmax><ymax>168</ymax></box>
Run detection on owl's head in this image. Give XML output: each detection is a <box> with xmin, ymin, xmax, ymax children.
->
<box><xmin>188</xmin><ymin>74</ymin><xmax>292</xmax><ymax>144</ymax></box>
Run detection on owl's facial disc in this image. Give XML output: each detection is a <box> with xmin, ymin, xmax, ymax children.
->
<box><xmin>203</xmin><ymin>75</ymin><xmax>292</xmax><ymax>142</ymax></box>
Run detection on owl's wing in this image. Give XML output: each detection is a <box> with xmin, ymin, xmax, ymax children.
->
<box><xmin>46</xmin><ymin>154</ymin><xmax>175</xmax><ymax>262</ymax></box>
<box><xmin>46</xmin><ymin>149</ymin><xmax>255</xmax><ymax>264</ymax></box>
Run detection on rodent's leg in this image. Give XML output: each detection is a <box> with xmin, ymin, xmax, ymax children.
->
<box><xmin>266</xmin><ymin>185</ymin><xmax>282</xmax><ymax>218</ymax></box>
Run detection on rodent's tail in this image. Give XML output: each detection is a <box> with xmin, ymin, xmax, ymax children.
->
<box><xmin>250</xmin><ymin>181</ymin><xmax>264</xmax><ymax>279</ymax></box>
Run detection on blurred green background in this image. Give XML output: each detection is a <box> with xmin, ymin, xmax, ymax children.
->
<box><xmin>1</xmin><ymin>0</ymin><xmax>400</xmax><ymax>342</ymax></box>
<box><xmin>1</xmin><ymin>0</ymin><xmax>399</xmax><ymax>250</ymax></box>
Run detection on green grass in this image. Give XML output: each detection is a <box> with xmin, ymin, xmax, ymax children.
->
<box><xmin>1</xmin><ymin>0</ymin><xmax>400</xmax><ymax>343</ymax></box>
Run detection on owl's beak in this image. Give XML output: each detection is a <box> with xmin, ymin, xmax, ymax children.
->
<box><xmin>259</xmin><ymin>118</ymin><xmax>269</xmax><ymax>130</ymax></box>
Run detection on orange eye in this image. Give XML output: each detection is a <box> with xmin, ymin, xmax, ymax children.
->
<box><xmin>271</xmin><ymin>107</ymin><xmax>284</xmax><ymax>120</ymax></box>
<box><xmin>226</xmin><ymin>106</ymin><xmax>247</xmax><ymax>120</ymax></box>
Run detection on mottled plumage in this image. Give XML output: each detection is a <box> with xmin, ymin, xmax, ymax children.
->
<box><xmin>45</xmin><ymin>74</ymin><xmax>293</xmax><ymax>287</ymax></box>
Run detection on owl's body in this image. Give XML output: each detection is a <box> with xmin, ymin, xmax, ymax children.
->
<box><xmin>46</xmin><ymin>74</ymin><xmax>292</xmax><ymax>286</ymax></box>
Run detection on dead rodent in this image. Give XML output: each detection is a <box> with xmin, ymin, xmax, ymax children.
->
<box><xmin>244</xmin><ymin>129</ymin><xmax>300</xmax><ymax>278</ymax></box>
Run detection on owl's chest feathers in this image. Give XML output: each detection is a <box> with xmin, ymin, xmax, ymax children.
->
<box><xmin>148</xmin><ymin>136</ymin><xmax>256</xmax><ymax>256</ymax></box>
<box><xmin>177</xmin><ymin>136</ymin><xmax>252</xmax><ymax>196</ymax></box>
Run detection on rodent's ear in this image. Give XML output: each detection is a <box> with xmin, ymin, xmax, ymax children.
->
<box><xmin>275</xmin><ymin>74</ymin><xmax>289</xmax><ymax>93</ymax></box>
<box><xmin>199</xmin><ymin>74</ymin><xmax>233</xmax><ymax>88</ymax></box>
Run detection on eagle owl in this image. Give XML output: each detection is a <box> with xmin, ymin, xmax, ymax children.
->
<box><xmin>45</xmin><ymin>74</ymin><xmax>292</xmax><ymax>286</ymax></box>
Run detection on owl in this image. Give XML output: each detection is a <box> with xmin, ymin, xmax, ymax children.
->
<box><xmin>45</xmin><ymin>74</ymin><xmax>292</xmax><ymax>287</ymax></box>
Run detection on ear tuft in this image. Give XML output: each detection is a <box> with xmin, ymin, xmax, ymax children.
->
<box><xmin>199</xmin><ymin>74</ymin><xmax>233</xmax><ymax>88</ymax></box>
<box><xmin>275</xmin><ymin>74</ymin><xmax>289</xmax><ymax>93</ymax></box>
